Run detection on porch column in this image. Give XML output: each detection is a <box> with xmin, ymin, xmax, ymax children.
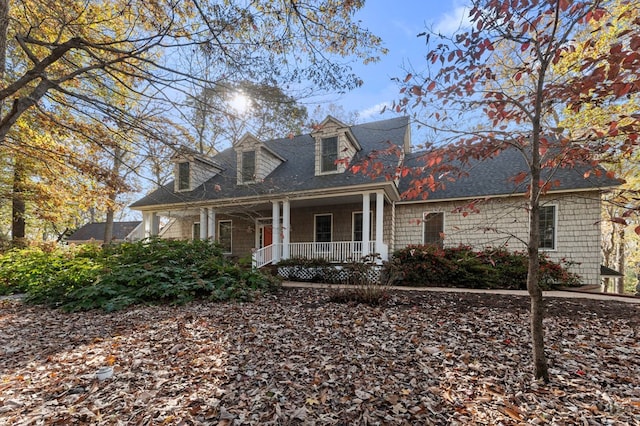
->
<box><xmin>151</xmin><ymin>213</ymin><xmax>160</xmax><ymax>236</ymax></box>
<box><xmin>199</xmin><ymin>208</ymin><xmax>208</xmax><ymax>240</ymax></box>
<box><xmin>143</xmin><ymin>212</ymin><xmax>159</xmax><ymax>238</ymax></box>
<box><xmin>362</xmin><ymin>192</ymin><xmax>371</xmax><ymax>257</ymax></box>
<box><xmin>207</xmin><ymin>208</ymin><xmax>216</xmax><ymax>240</ymax></box>
<box><xmin>272</xmin><ymin>201</ymin><xmax>281</xmax><ymax>262</ymax></box>
<box><xmin>375</xmin><ymin>191</ymin><xmax>384</xmax><ymax>258</ymax></box>
<box><xmin>282</xmin><ymin>200</ymin><xmax>290</xmax><ymax>260</ymax></box>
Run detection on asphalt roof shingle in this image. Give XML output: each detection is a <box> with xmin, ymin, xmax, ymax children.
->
<box><xmin>67</xmin><ymin>221</ymin><xmax>141</xmax><ymax>242</ymax></box>
<box><xmin>130</xmin><ymin>116</ymin><xmax>620</xmax><ymax>209</ymax></box>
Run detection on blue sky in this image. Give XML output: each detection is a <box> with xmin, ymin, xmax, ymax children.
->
<box><xmin>323</xmin><ymin>0</ymin><xmax>471</xmax><ymax>121</ymax></box>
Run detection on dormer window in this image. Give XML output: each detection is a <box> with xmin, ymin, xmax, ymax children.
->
<box><xmin>178</xmin><ymin>162</ymin><xmax>190</xmax><ymax>191</ymax></box>
<box><xmin>312</xmin><ymin>116</ymin><xmax>361</xmax><ymax>176</ymax></box>
<box><xmin>321</xmin><ymin>137</ymin><xmax>338</xmax><ymax>173</ymax></box>
<box><xmin>241</xmin><ymin>150</ymin><xmax>256</xmax><ymax>183</ymax></box>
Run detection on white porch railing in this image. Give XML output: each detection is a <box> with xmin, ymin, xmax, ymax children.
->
<box><xmin>288</xmin><ymin>241</ymin><xmax>377</xmax><ymax>263</ymax></box>
<box><xmin>252</xmin><ymin>241</ymin><xmax>384</xmax><ymax>268</ymax></box>
<box><xmin>252</xmin><ymin>244</ymin><xmax>276</xmax><ymax>269</ymax></box>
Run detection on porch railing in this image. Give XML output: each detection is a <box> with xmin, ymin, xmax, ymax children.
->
<box><xmin>252</xmin><ymin>241</ymin><xmax>382</xmax><ymax>268</ymax></box>
<box><xmin>252</xmin><ymin>244</ymin><xmax>276</xmax><ymax>269</ymax></box>
<box><xmin>288</xmin><ymin>241</ymin><xmax>377</xmax><ymax>263</ymax></box>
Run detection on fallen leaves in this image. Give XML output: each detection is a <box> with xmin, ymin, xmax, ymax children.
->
<box><xmin>0</xmin><ymin>290</ymin><xmax>639</xmax><ymax>425</ymax></box>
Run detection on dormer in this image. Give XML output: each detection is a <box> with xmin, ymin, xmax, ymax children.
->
<box><xmin>171</xmin><ymin>146</ymin><xmax>223</xmax><ymax>192</ymax></box>
<box><xmin>311</xmin><ymin>115</ymin><xmax>361</xmax><ymax>176</ymax></box>
<box><xmin>235</xmin><ymin>133</ymin><xmax>285</xmax><ymax>184</ymax></box>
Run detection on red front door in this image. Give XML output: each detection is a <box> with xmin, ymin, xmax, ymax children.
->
<box><xmin>263</xmin><ymin>226</ymin><xmax>273</xmax><ymax>247</ymax></box>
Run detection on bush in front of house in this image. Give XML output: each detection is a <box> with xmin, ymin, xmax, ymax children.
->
<box><xmin>0</xmin><ymin>243</ymin><xmax>103</xmax><ymax>297</ymax></box>
<box><xmin>387</xmin><ymin>245</ymin><xmax>580</xmax><ymax>290</ymax></box>
<box><xmin>0</xmin><ymin>239</ymin><xmax>280</xmax><ymax>311</ymax></box>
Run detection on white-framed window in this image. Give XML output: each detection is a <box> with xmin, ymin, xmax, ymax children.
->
<box><xmin>178</xmin><ymin>161</ymin><xmax>190</xmax><ymax>191</ymax></box>
<box><xmin>314</xmin><ymin>214</ymin><xmax>333</xmax><ymax>242</ymax></box>
<box><xmin>241</xmin><ymin>150</ymin><xmax>256</xmax><ymax>183</ymax></box>
<box><xmin>218</xmin><ymin>220</ymin><xmax>232</xmax><ymax>254</ymax></box>
<box><xmin>192</xmin><ymin>222</ymin><xmax>200</xmax><ymax>240</ymax></box>
<box><xmin>423</xmin><ymin>212</ymin><xmax>444</xmax><ymax>248</ymax></box>
<box><xmin>320</xmin><ymin>136</ymin><xmax>338</xmax><ymax>173</ymax></box>
<box><xmin>352</xmin><ymin>211</ymin><xmax>373</xmax><ymax>241</ymax></box>
<box><xmin>539</xmin><ymin>205</ymin><xmax>557</xmax><ymax>250</ymax></box>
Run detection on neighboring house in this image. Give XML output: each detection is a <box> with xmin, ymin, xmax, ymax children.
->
<box><xmin>66</xmin><ymin>221</ymin><xmax>143</xmax><ymax>244</ymax></box>
<box><xmin>130</xmin><ymin>116</ymin><xmax>619</xmax><ymax>285</ymax></box>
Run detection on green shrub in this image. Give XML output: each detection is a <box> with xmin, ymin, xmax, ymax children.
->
<box><xmin>0</xmin><ymin>238</ymin><xmax>280</xmax><ymax>311</ymax></box>
<box><xmin>388</xmin><ymin>245</ymin><xmax>580</xmax><ymax>290</ymax></box>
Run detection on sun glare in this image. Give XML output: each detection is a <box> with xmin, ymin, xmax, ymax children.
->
<box><xmin>230</xmin><ymin>92</ymin><xmax>251</xmax><ymax>114</ymax></box>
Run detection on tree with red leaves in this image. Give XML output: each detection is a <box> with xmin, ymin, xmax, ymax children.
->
<box><xmin>391</xmin><ymin>0</ymin><xmax>639</xmax><ymax>382</ymax></box>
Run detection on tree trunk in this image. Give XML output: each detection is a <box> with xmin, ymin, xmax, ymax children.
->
<box><xmin>12</xmin><ymin>160</ymin><xmax>27</xmax><ymax>246</ymax></box>
<box><xmin>616</xmin><ymin>227</ymin><xmax>625</xmax><ymax>294</ymax></box>
<box><xmin>527</xmin><ymin>192</ymin><xmax>549</xmax><ymax>382</ymax></box>
<box><xmin>103</xmin><ymin>146</ymin><xmax>124</xmax><ymax>244</ymax></box>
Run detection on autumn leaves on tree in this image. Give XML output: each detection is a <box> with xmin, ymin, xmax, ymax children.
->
<box><xmin>0</xmin><ymin>0</ymin><xmax>384</xmax><ymax>242</ymax></box>
<box><xmin>373</xmin><ymin>0</ymin><xmax>639</xmax><ymax>381</ymax></box>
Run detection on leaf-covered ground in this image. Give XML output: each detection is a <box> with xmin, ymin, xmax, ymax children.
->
<box><xmin>1</xmin><ymin>288</ymin><xmax>639</xmax><ymax>425</ymax></box>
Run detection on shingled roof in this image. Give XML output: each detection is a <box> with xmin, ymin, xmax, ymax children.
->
<box><xmin>130</xmin><ymin>116</ymin><xmax>409</xmax><ymax>208</ymax></box>
<box><xmin>398</xmin><ymin>147</ymin><xmax>621</xmax><ymax>201</ymax></box>
<box><xmin>131</xmin><ymin>116</ymin><xmax>620</xmax><ymax>210</ymax></box>
<box><xmin>66</xmin><ymin>221</ymin><xmax>141</xmax><ymax>243</ymax></box>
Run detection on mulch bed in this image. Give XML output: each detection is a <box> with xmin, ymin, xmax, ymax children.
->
<box><xmin>1</xmin><ymin>288</ymin><xmax>639</xmax><ymax>425</ymax></box>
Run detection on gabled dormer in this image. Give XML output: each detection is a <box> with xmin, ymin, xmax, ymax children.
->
<box><xmin>311</xmin><ymin>115</ymin><xmax>361</xmax><ymax>176</ymax></box>
<box><xmin>171</xmin><ymin>146</ymin><xmax>223</xmax><ymax>192</ymax></box>
<box><xmin>235</xmin><ymin>133</ymin><xmax>285</xmax><ymax>184</ymax></box>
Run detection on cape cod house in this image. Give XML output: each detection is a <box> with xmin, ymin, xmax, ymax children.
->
<box><xmin>130</xmin><ymin>116</ymin><xmax>619</xmax><ymax>285</ymax></box>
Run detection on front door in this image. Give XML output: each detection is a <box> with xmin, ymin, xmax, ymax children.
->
<box><xmin>259</xmin><ymin>225</ymin><xmax>273</xmax><ymax>248</ymax></box>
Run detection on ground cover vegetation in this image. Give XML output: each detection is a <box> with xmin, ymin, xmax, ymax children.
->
<box><xmin>0</xmin><ymin>239</ymin><xmax>279</xmax><ymax>311</ymax></box>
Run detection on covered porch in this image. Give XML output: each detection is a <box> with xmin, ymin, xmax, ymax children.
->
<box><xmin>140</xmin><ymin>189</ymin><xmax>392</xmax><ymax>268</ymax></box>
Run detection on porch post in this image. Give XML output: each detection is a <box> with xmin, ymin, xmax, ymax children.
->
<box><xmin>272</xmin><ymin>201</ymin><xmax>281</xmax><ymax>262</ymax></box>
<box><xmin>375</xmin><ymin>191</ymin><xmax>384</xmax><ymax>258</ymax></box>
<box><xmin>199</xmin><ymin>208</ymin><xmax>208</xmax><ymax>240</ymax></box>
<box><xmin>151</xmin><ymin>213</ymin><xmax>160</xmax><ymax>236</ymax></box>
<box><xmin>207</xmin><ymin>208</ymin><xmax>216</xmax><ymax>240</ymax></box>
<box><xmin>362</xmin><ymin>192</ymin><xmax>370</xmax><ymax>257</ymax></box>
<box><xmin>282</xmin><ymin>199</ymin><xmax>290</xmax><ymax>260</ymax></box>
<box><xmin>143</xmin><ymin>212</ymin><xmax>152</xmax><ymax>238</ymax></box>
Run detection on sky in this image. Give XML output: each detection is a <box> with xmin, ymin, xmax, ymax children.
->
<box><xmin>319</xmin><ymin>0</ymin><xmax>471</xmax><ymax>122</ymax></box>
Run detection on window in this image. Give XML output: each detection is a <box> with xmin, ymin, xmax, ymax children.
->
<box><xmin>242</xmin><ymin>150</ymin><xmax>256</xmax><ymax>182</ymax></box>
<box><xmin>423</xmin><ymin>212</ymin><xmax>444</xmax><ymax>248</ymax></box>
<box><xmin>539</xmin><ymin>205</ymin><xmax>556</xmax><ymax>250</ymax></box>
<box><xmin>178</xmin><ymin>162</ymin><xmax>190</xmax><ymax>191</ymax></box>
<box><xmin>352</xmin><ymin>211</ymin><xmax>373</xmax><ymax>241</ymax></box>
<box><xmin>320</xmin><ymin>137</ymin><xmax>338</xmax><ymax>173</ymax></box>
<box><xmin>218</xmin><ymin>220</ymin><xmax>232</xmax><ymax>253</ymax></box>
<box><xmin>314</xmin><ymin>214</ymin><xmax>332</xmax><ymax>242</ymax></box>
<box><xmin>192</xmin><ymin>222</ymin><xmax>200</xmax><ymax>240</ymax></box>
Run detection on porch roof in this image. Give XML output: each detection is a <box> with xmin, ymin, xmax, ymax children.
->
<box><xmin>131</xmin><ymin>116</ymin><xmax>408</xmax><ymax>210</ymax></box>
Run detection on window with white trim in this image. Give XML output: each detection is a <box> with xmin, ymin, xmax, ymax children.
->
<box><xmin>178</xmin><ymin>162</ymin><xmax>190</xmax><ymax>191</ymax></box>
<box><xmin>352</xmin><ymin>211</ymin><xmax>373</xmax><ymax>241</ymax></box>
<box><xmin>423</xmin><ymin>212</ymin><xmax>444</xmax><ymax>248</ymax></box>
<box><xmin>192</xmin><ymin>222</ymin><xmax>200</xmax><ymax>240</ymax></box>
<box><xmin>218</xmin><ymin>220</ymin><xmax>232</xmax><ymax>253</ymax></box>
<box><xmin>314</xmin><ymin>214</ymin><xmax>332</xmax><ymax>242</ymax></box>
<box><xmin>241</xmin><ymin>150</ymin><xmax>256</xmax><ymax>182</ymax></box>
<box><xmin>539</xmin><ymin>205</ymin><xmax>556</xmax><ymax>250</ymax></box>
<box><xmin>320</xmin><ymin>137</ymin><xmax>338</xmax><ymax>173</ymax></box>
